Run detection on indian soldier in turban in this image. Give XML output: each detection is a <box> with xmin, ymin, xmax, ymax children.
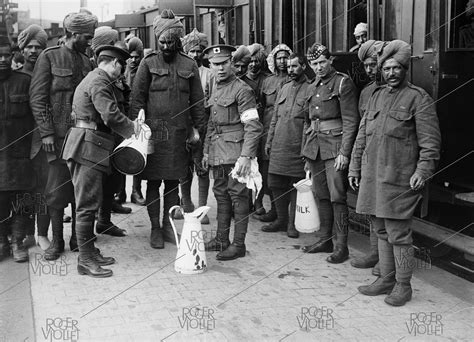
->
<box><xmin>30</xmin><ymin>11</ymin><xmax>97</xmax><ymax>261</ymax></box>
<box><xmin>18</xmin><ymin>24</ymin><xmax>48</xmax><ymax>75</ymax></box>
<box><xmin>130</xmin><ymin>9</ymin><xmax>207</xmax><ymax>249</ymax></box>
<box><xmin>349</xmin><ymin>39</ymin><xmax>441</xmax><ymax>306</ymax></box>
<box><xmin>232</xmin><ymin>45</ymin><xmax>251</xmax><ymax>78</ymax></box>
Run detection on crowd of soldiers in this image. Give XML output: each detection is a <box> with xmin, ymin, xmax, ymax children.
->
<box><xmin>0</xmin><ymin>9</ymin><xmax>441</xmax><ymax>307</ymax></box>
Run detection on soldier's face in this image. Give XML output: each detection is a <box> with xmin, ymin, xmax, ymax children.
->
<box><xmin>129</xmin><ymin>51</ymin><xmax>142</xmax><ymax>69</ymax></box>
<box><xmin>0</xmin><ymin>46</ymin><xmax>12</xmax><ymax>73</ymax></box>
<box><xmin>73</xmin><ymin>33</ymin><xmax>93</xmax><ymax>54</ymax></box>
<box><xmin>382</xmin><ymin>58</ymin><xmax>407</xmax><ymax>88</ymax></box>
<box><xmin>363</xmin><ymin>57</ymin><xmax>377</xmax><ymax>81</ymax></box>
<box><xmin>248</xmin><ymin>56</ymin><xmax>262</xmax><ymax>74</ymax></box>
<box><xmin>355</xmin><ymin>32</ymin><xmax>368</xmax><ymax>45</ymax></box>
<box><xmin>158</xmin><ymin>32</ymin><xmax>179</xmax><ymax>58</ymax></box>
<box><xmin>309</xmin><ymin>55</ymin><xmax>332</xmax><ymax>78</ymax></box>
<box><xmin>275</xmin><ymin>51</ymin><xmax>289</xmax><ymax>73</ymax></box>
<box><xmin>23</xmin><ymin>40</ymin><xmax>43</xmax><ymax>66</ymax></box>
<box><xmin>287</xmin><ymin>57</ymin><xmax>304</xmax><ymax>80</ymax></box>
<box><xmin>233</xmin><ymin>61</ymin><xmax>248</xmax><ymax>77</ymax></box>
<box><xmin>187</xmin><ymin>46</ymin><xmax>203</xmax><ymax>62</ymax></box>
<box><xmin>211</xmin><ymin>58</ymin><xmax>233</xmax><ymax>82</ymax></box>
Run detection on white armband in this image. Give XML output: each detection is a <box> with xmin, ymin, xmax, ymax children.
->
<box><xmin>241</xmin><ymin>108</ymin><xmax>259</xmax><ymax>123</ymax></box>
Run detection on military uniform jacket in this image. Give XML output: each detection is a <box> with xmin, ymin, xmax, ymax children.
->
<box><xmin>301</xmin><ymin>69</ymin><xmax>359</xmax><ymax>161</ymax></box>
<box><xmin>358</xmin><ymin>80</ymin><xmax>378</xmax><ymax>118</ymax></box>
<box><xmin>30</xmin><ymin>45</ymin><xmax>93</xmax><ymax>162</ymax></box>
<box><xmin>266</xmin><ymin>76</ymin><xmax>309</xmax><ymax>178</ymax></box>
<box><xmin>348</xmin><ymin>82</ymin><xmax>441</xmax><ymax>219</ymax></box>
<box><xmin>259</xmin><ymin>73</ymin><xmax>289</xmax><ymax>160</ymax></box>
<box><xmin>204</xmin><ymin>75</ymin><xmax>262</xmax><ymax>166</ymax></box>
<box><xmin>0</xmin><ymin>71</ymin><xmax>35</xmax><ymax>191</ymax></box>
<box><xmin>62</xmin><ymin>68</ymin><xmax>135</xmax><ymax>174</ymax></box>
<box><xmin>130</xmin><ymin>51</ymin><xmax>206</xmax><ymax>180</ymax></box>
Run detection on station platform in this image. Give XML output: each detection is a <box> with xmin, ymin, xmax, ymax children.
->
<box><xmin>1</xmin><ymin>176</ymin><xmax>473</xmax><ymax>341</ymax></box>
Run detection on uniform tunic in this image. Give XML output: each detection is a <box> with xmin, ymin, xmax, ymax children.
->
<box><xmin>266</xmin><ymin>76</ymin><xmax>309</xmax><ymax>178</ymax></box>
<box><xmin>349</xmin><ymin>82</ymin><xmax>441</xmax><ymax>219</ymax></box>
<box><xmin>358</xmin><ymin>80</ymin><xmax>378</xmax><ymax>118</ymax></box>
<box><xmin>130</xmin><ymin>51</ymin><xmax>206</xmax><ymax>180</ymax></box>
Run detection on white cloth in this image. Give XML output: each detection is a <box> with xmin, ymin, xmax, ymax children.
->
<box><xmin>230</xmin><ymin>159</ymin><xmax>262</xmax><ymax>202</ymax></box>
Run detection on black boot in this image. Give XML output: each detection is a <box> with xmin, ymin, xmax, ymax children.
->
<box><xmin>162</xmin><ymin>181</ymin><xmax>180</xmax><ymax>245</ymax></box>
<box><xmin>384</xmin><ymin>282</ymin><xmax>412</xmax><ymax>306</ymax></box>
<box><xmin>149</xmin><ymin>217</ymin><xmax>164</xmax><ymax>249</ymax></box>
<box><xmin>70</xmin><ymin>211</ymin><xmax>78</xmax><ymax>252</ymax></box>
<box><xmin>198</xmin><ymin>174</ymin><xmax>210</xmax><ymax>224</ymax></box>
<box><xmin>327</xmin><ymin>203</ymin><xmax>349</xmax><ymax>263</ymax></box>
<box><xmin>303</xmin><ymin>239</ymin><xmax>334</xmax><ymax>253</ymax></box>
<box><xmin>286</xmin><ymin>190</ymin><xmax>299</xmax><ymax>238</ymax></box>
<box><xmin>261</xmin><ymin>188</ymin><xmax>288</xmax><ymax>232</ymax></box>
<box><xmin>217</xmin><ymin>197</ymin><xmax>248</xmax><ymax>261</ymax></box>
<box><xmin>257</xmin><ymin>192</ymin><xmax>277</xmax><ymax>222</ymax></box>
<box><xmin>358</xmin><ymin>276</ymin><xmax>396</xmax><ymax>296</ymax></box>
<box><xmin>180</xmin><ymin>172</ymin><xmax>195</xmax><ymax>213</ymax></box>
<box><xmin>44</xmin><ymin>208</ymin><xmax>65</xmax><ymax>261</ymax></box>
<box><xmin>77</xmin><ymin>254</ymin><xmax>113</xmax><ymax>277</ymax></box>
<box><xmin>131</xmin><ymin>176</ymin><xmax>146</xmax><ymax>205</ymax></box>
<box><xmin>10</xmin><ymin>215</ymin><xmax>29</xmax><ymax>263</ymax></box>
<box><xmin>111</xmin><ymin>201</ymin><xmax>132</xmax><ymax>214</ymax></box>
<box><xmin>92</xmin><ymin>248</ymin><xmax>116</xmax><ymax>266</ymax></box>
<box><xmin>302</xmin><ymin>199</ymin><xmax>334</xmax><ymax>253</ymax></box>
<box><xmin>0</xmin><ymin>234</ymin><xmax>10</xmax><ymax>261</ymax></box>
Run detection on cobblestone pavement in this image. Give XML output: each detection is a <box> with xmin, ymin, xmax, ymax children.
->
<box><xmin>1</xmin><ymin>176</ymin><xmax>473</xmax><ymax>341</ymax></box>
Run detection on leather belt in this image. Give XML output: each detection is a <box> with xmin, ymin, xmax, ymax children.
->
<box><xmin>213</xmin><ymin>122</ymin><xmax>243</xmax><ymax>134</ymax></box>
<box><xmin>75</xmin><ymin>119</ymin><xmax>97</xmax><ymax>130</ymax></box>
<box><xmin>310</xmin><ymin>118</ymin><xmax>342</xmax><ymax>132</ymax></box>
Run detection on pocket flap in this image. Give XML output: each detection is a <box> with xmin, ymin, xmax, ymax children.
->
<box><xmin>263</xmin><ymin>87</ymin><xmax>277</xmax><ymax>95</ymax></box>
<box><xmin>222</xmin><ymin>130</ymin><xmax>244</xmax><ymax>142</ymax></box>
<box><xmin>277</xmin><ymin>95</ymin><xmax>286</xmax><ymax>104</ymax></box>
<box><xmin>177</xmin><ymin>70</ymin><xmax>194</xmax><ymax>79</ymax></box>
<box><xmin>296</xmin><ymin>97</ymin><xmax>306</xmax><ymax>106</ymax></box>
<box><xmin>389</xmin><ymin>110</ymin><xmax>413</xmax><ymax>121</ymax></box>
<box><xmin>366</xmin><ymin>110</ymin><xmax>379</xmax><ymax>120</ymax></box>
<box><xmin>217</xmin><ymin>97</ymin><xmax>235</xmax><ymax>107</ymax></box>
<box><xmin>9</xmin><ymin>94</ymin><xmax>29</xmax><ymax>103</ymax></box>
<box><xmin>150</xmin><ymin>68</ymin><xmax>169</xmax><ymax>76</ymax></box>
<box><xmin>323</xmin><ymin>93</ymin><xmax>338</xmax><ymax>101</ymax></box>
<box><xmin>52</xmin><ymin>67</ymin><xmax>73</xmax><ymax>77</ymax></box>
<box><xmin>84</xmin><ymin>130</ymin><xmax>114</xmax><ymax>151</ymax></box>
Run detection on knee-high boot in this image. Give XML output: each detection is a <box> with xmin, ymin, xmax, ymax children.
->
<box><xmin>44</xmin><ymin>207</ymin><xmax>65</xmax><ymax>261</ymax></box>
<box><xmin>216</xmin><ymin>197</ymin><xmax>248</xmax><ymax>260</ymax></box>
<box><xmin>198</xmin><ymin>174</ymin><xmax>210</xmax><ymax>224</ymax></box>
<box><xmin>76</xmin><ymin>221</ymin><xmax>112</xmax><ymax>278</ymax></box>
<box><xmin>286</xmin><ymin>190</ymin><xmax>299</xmax><ymax>238</ymax></box>
<box><xmin>302</xmin><ymin>199</ymin><xmax>334</xmax><ymax>253</ymax></box>
<box><xmin>162</xmin><ymin>181</ymin><xmax>180</xmax><ymax>245</ymax></box>
<box><xmin>326</xmin><ymin>203</ymin><xmax>349</xmax><ymax>263</ymax></box>
<box><xmin>261</xmin><ymin>188</ymin><xmax>289</xmax><ymax>232</ymax></box>
<box><xmin>70</xmin><ymin>203</ymin><xmax>78</xmax><ymax>251</ymax></box>
<box><xmin>180</xmin><ymin>169</ymin><xmax>195</xmax><ymax>213</ymax></box>
<box><xmin>205</xmin><ymin>198</ymin><xmax>231</xmax><ymax>252</ymax></box>
<box><xmin>385</xmin><ymin>244</ymin><xmax>414</xmax><ymax>306</ymax></box>
<box><xmin>11</xmin><ymin>215</ymin><xmax>29</xmax><ymax>262</ymax></box>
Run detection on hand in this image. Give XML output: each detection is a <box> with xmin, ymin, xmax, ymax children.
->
<box><xmin>202</xmin><ymin>153</ymin><xmax>209</xmax><ymax>170</ymax></box>
<box><xmin>304</xmin><ymin>160</ymin><xmax>310</xmax><ymax>173</ymax></box>
<box><xmin>410</xmin><ymin>172</ymin><xmax>426</xmax><ymax>191</ymax></box>
<box><xmin>348</xmin><ymin>176</ymin><xmax>360</xmax><ymax>191</ymax></box>
<box><xmin>334</xmin><ymin>154</ymin><xmax>349</xmax><ymax>171</ymax></box>
<box><xmin>265</xmin><ymin>146</ymin><xmax>271</xmax><ymax>157</ymax></box>
<box><xmin>236</xmin><ymin>156</ymin><xmax>251</xmax><ymax>177</ymax></box>
<box><xmin>41</xmin><ymin>136</ymin><xmax>55</xmax><ymax>153</ymax></box>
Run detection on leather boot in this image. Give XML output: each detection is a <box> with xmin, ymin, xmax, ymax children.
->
<box><xmin>97</xmin><ymin>196</ymin><xmax>127</xmax><ymax>236</ymax></box>
<box><xmin>180</xmin><ymin>173</ymin><xmax>195</xmax><ymax>213</ymax></box>
<box><xmin>286</xmin><ymin>190</ymin><xmax>299</xmax><ymax>238</ymax></box>
<box><xmin>111</xmin><ymin>201</ymin><xmax>132</xmax><ymax>214</ymax></box>
<box><xmin>261</xmin><ymin>188</ymin><xmax>288</xmax><ymax>232</ymax></box>
<box><xmin>253</xmin><ymin>198</ymin><xmax>266</xmax><ymax>216</ymax></box>
<box><xmin>0</xmin><ymin>234</ymin><xmax>11</xmax><ymax>261</ymax></box>
<box><xmin>205</xmin><ymin>200</ymin><xmax>231</xmax><ymax>251</ymax></box>
<box><xmin>131</xmin><ymin>190</ymin><xmax>146</xmax><ymax>206</ymax></box>
<box><xmin>327</xmin><ymin>203</ymin><xmax>349</xmax><ymax>263</ymax></box>
<box><xmin>149</xmin><ymin>217</ymin><xmax>164</xmax><ymax>249</ymax></box>
<box><xmin>302</xmin><ymin>199</ymin><xmax>333</xmax><ymax>253</ymax></box>
<box><xmin>384</xmin><ymin>282</ymin><xmax>412</xmax><ymax>306</ymax></box>
<box><xmin>93</xmin><ymin>248</ymin><xmax>116</xmax><ymax>266</ymax></box>
<box><xmin>44</xmin><ymin>208</ymin><xmax>65</xmax><ymax>261</ymax></box>
<box><xmin>77</xmin><ymin>254</ymin><xmax>113</xmax><ymax>278</ymax></box>
<box><xmin>257</xmin><ymin>192</ymin><xmax>277</xmax><ymax>222</ymax></box>
<box><xmin>70</xmin><ymin>214</ymin><xmax>78</xmax><ymax>252</ymax></box>
<box><xmin>351</xmin><ymin>224</ymin><xmax>379</xmax><ymax>268</ymax></box>
<box><xmin>372</xmin><ymin>262</ymin><xmax>381</xmax><ymax>276</ymax></box>
<box><xmin>358</xmin><ymin>276</ymin><xmax>396</xmax><ymax>296</ymax></box>
<box><xmin>198</xmin><ymin>174</ymin><xmax>210</xmax><ymax>224</ymax></box>
<box><xmin>217</xmin><ymin>197</ymin><xmax>247</xmax><ymax>260</ymax></box>
<box><xmin>162</xmin><ymin>182</ymin><xmax>180</xmax><ymax>245</ymax></box>
<box><xmin>216</xmin><ymin>243</ymin><xmax>246</xmax><ymax>260</ymax></box>
<box><xmin>302</xmin><ymin>239</ymin><xmax>333</xmax><ymax>253</ymax></box>
<box><xmin>10</xmin><ymin>215</ymin><xmax>28</xmax><ymax>262</ymax></box>
<box><xmin>76</xmin><ymin>221</ymin><xmax>112</xmax><ymax>277</ymax></box>
<box><xmin>11</xmin><ymin>236</ymin><xmax>28</xmax><ymax>262</ymax></box>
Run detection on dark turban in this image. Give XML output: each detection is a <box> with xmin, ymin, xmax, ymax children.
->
<box><xmin>378</xmin><ymin>39</ymin><xmax>411</xmax><ymax>69</ymax></box>
<box><xmin>182</xmin><ymin>28</ymin><xmax>208</xmax><ymax>53</ymax></box>
<box><xmin>232</xmin><ymin>45</ymin><xmax>251</xmax><ymax>65</ymax></box>
<box><xmin>63</xmin><ymin>12</ymin><xmax>98</xmax><ymax>35</ymax></box>
<box><xmin>127</xmin><ymin>37</ymin><xmax>144</xmax><ymax>57</ymax></box>
<box><xmin>18</xmin><ymin>24</ymin><xmax>48</xmax><ymax>50</ymax></box>
<box><xmin>91</xmin><ymin>26</ymin><xmax>118</xmax><ymax>51</ymax></box>
<box><xmin>358</xmin><ymin>40</ymin><xmax>387</xmax><ymax>62</ymax></box>
<box><xmin>153</xmin><ymin>9</ymin><xmax>184</xmax><ymax>39</ymax></box>
<box><xmin>247</xmin><ymin>43</ymin><xmax>266</xmax><ymax>63</ymax></box>
<box><xmin>306</xmin><ymin>43</ymin><xmax>329</xmax><ymax>61</ymax></box>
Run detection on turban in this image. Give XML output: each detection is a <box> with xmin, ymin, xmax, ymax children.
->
<box><xmin>306</xmin><ymin>43</ymin><xmax>329</xmax><ymax>61</ymax></box>
<box><xmin>182</xmin><ymin>28</ymin><xmax>208</xmax><ymax>53</ymax></box>
<box><xmin>153</xmin><ymin>9</ymin><xmax>184</xmax><ymax>39</ymax></box>
<box><xmin>232</xmin><ymin>45</ymin><xmax>251</xmax><ymax>65</ymax></box>
<box><xmin>267</xmin><ymin>43</ymin><xmax>292</xmax><ymax>74</ymax></box>
<box><xmin>63</xmin><ymin>12</ymin><xmax>98</xmax><ymax>35</ymax></box>
<box><xmin>358</xmin><ymin>40</ymin><xmax>387</xmax><ymax>62</ymax></box>
<box><xmin>18</xmin><ymin>24</ymin><xmax>48</xmax><ymax>50</ymax></box>
<box><xmin>378</xmin><ymin>39</ymin><xmax>411</xmax><ymax>69</ymax></box>
<box><xmin>91</xmin><ymin>26</ymin><xmax>118</xmax><ymax>51</ymax></box>
<box><xmin>247</xmin><ymin>43</ymin><xmax>266</xmax><ymax>64</ymax></box>
<box><xmin>127</xmin><ymin>37</ymin><xmax>144</xmax><ymax>57</ymax></box>
<box><xmin>354</xmin><ymin>22</ymin><xmax>368</xmax><ymax>36</ymax></box>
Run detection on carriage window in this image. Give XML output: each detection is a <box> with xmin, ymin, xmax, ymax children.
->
<box><xmin>425</xmin><ymin>1</ymin><xmax>434</xmax><ymax>49</ymax></box>
<box><xmin>450</xmin><ymin>0</ymin><xmax>474</xmax><ymax>49</ymax></box>
<box><xmin>348</xmin><ymin>0</ymin><xmax>368</xmax><ymax>52</ymax></box>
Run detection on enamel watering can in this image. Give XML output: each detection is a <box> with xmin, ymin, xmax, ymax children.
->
<box><xmin>169</xmin><ymin>205</ymin><xmax>210</xmax><ymax>274</ymax></box>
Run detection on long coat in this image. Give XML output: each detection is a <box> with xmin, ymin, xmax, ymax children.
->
<box><xmin>348</xmin><ymin>82</ymin><xmax>441</xmax><ymax>219</ymax></box>
<box><xmin>0</xmin><ymin>71</ymin><xmax>35</xmax><ymax>191</ymax></box>
<box><xmin>266</xmin><ymin>76</ymin><xmax>309</xmax><ymax>178</ymax></box>
<box><xmin>130</xmin><ymin>51</ymin><xmax>207</xmax><ymax>180</ymax></box>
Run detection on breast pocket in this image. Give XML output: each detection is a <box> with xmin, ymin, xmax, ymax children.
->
<box><xmin>365</xmin><ymin>110</ymin><xmax>379</xmax><ymax>136</ymax></box>
<box><xmin>263</xmin><ymin>87</ymin><xmax>277</xmax><ymax>107</ymax></box>
<box><xmin>385</xmin><ymin>110</ymin><xmax>414</xmax><ymax>139</ymax></box>
<box><xmin>216</xmin><ymin>97</ymin><xmax>237</xmax><ymax>123</ymax></box>
<box><xmin>177</xmin><ymin>70</ymin><xmax>193</xmax><ymax>93</ymax></box>
<box><xmin>321</xmin><ymin>93</ymin><xmax>340</xmax><ymax>117</ymax></box>
<box><xmin>9</xmin><ymin>94</ymin><xmax>30</xmax><ymax>118</ymax></box>
<box><xmin>150</xmin><ymin>68</ymin><xmax>169</xmax><ymax>91</ymax></box>
<box><xmin>220</xmin><ymin>130</ymin><xmax>244</xmax><ymax>159</ymax></box>
<box><xmin>51</xmin><ymin>68</ymin><xmax>73</xmax><ymax>92</ymax></box>
<box><xmin>294</xmin><ymin>97</ymin><xmax>306</xmax><ymax>119</ymax></box>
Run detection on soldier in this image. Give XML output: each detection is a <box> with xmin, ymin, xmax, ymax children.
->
<box><xmin>263</xmin><ymin>53</ymin><xmax>310</xmax><ymax>238</ymax></box>
<box><xmin>301</xmin><ymin>44</ymin><xmax>359</xmax><ymax>264</ymax></box>
<box><xmin>350</xmin><ymin>39</ymin><xmax>387</xmax><ymax>273</ymax></box>
<box><xmin>202</xmin><ymin>44</ymin><xmax>263</xmax><ymax>260</ymax></box>
<box><xmin>29</xmin><ymin>11</ymin><xmax>98</xmax><ymax>260</ymax></box>
<box><xmin>130</xmin><ymin>9</ymin><xmax>206</xmax><ymax>249</ymax></box>
<box><xmin>349</xmin><ymin>40</ymin><xmax>441</xmax><ymax>306</ymax></box>
<box><xmin>62</xmin><ymin>45</ymin><xmax>139</xmax><ymax>278</ymax></box>
<box><xmin>0</xmin><ymin>36</ymin><xmax>35</xmax><ymax>263</ymax></box>
<box><xmin>256</xmin><ymin>43</ymin><xmax>292</xmax><ymax>223</ymax></box>
<box><xmin>349</xmin><ymin>22</ymin><xmax>368</xmax><ymax>52</ymax></box>
<box><xmin>232</xmin><ymin>45</ymin><xmax>251</xmax><ymax>78</ymax></box>
<box><xmin>17</xmin><ymin>24</ymin><xmax>50</xmax><ymax>250</ymax></box>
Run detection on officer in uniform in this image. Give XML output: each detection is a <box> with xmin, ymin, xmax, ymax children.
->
<box><xmin>301</xmin><ymin>44</ymin><xmax>359</xmax><ymax>264</ymax></box>
<box><xmin>202</xmin><ymin>45</ymin><xmax>263</xmax><ymax>260</ymax></box>
<box><xmin>0</xmin><ymin>36</ymin><xmax>35</xmax><ymax>263</ymax></box>
<box><xmin>62</xmin><ymin>45</ymin><xmax>139</xmax><ymax>278</ymax></box>
<box><xmin>349</xmin><ymin>40</ymin><xmax>441</xmax><ymax>306</ymax></box>
<box><xmin>29</xmin><ymin>11</ymin><xmax>98</xmax><ymax>261</ymax></box>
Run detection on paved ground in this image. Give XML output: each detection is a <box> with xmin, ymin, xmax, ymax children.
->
<box><xmin>1</xmin><ymin>175</ymin><xmax>473</xmax><ymax>341</ymax></box>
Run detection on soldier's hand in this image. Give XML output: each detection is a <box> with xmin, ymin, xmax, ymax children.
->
<box><xmin>410</xmin><ymin>172</ymin><xmax>425</xmax><ymax>191</ymax></box>
<box><xmin>202</xmin><ymin>153</ymin><xmax>209</xmax><ymax>170</ymax></box>
<box><xmin>265</xmin><ymin>146</ymin><xmax>271</xmax><ymax>157</ymax></box>
<box><xmin>236</xmin><ymin>156</ymin><xmax>251</xmax><ymax>177</ymax></box>
<box><xmin>348</xmin><ymin>176</ymin><xmax>360</xmax><ymax>191</ymax></box>
<box><xmin>41</xmin><ymin>136</ymin><xmax>55</xmax><ymax>153</ymax></box>
<box><xmin>334</xmin><ymin>154</ymin><xmax>349</xmax><ymax>171</ymax></box>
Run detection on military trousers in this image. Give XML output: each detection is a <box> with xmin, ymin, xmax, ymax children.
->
<box><xmin>372</xmin><ymin>216</ymin><xmax>413</xmax><ymax>245</ymax></box>
<box><xmin>45</xmin><ymin>159</ymin><xmax>75</xmax><ymax>209</ymax></box>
